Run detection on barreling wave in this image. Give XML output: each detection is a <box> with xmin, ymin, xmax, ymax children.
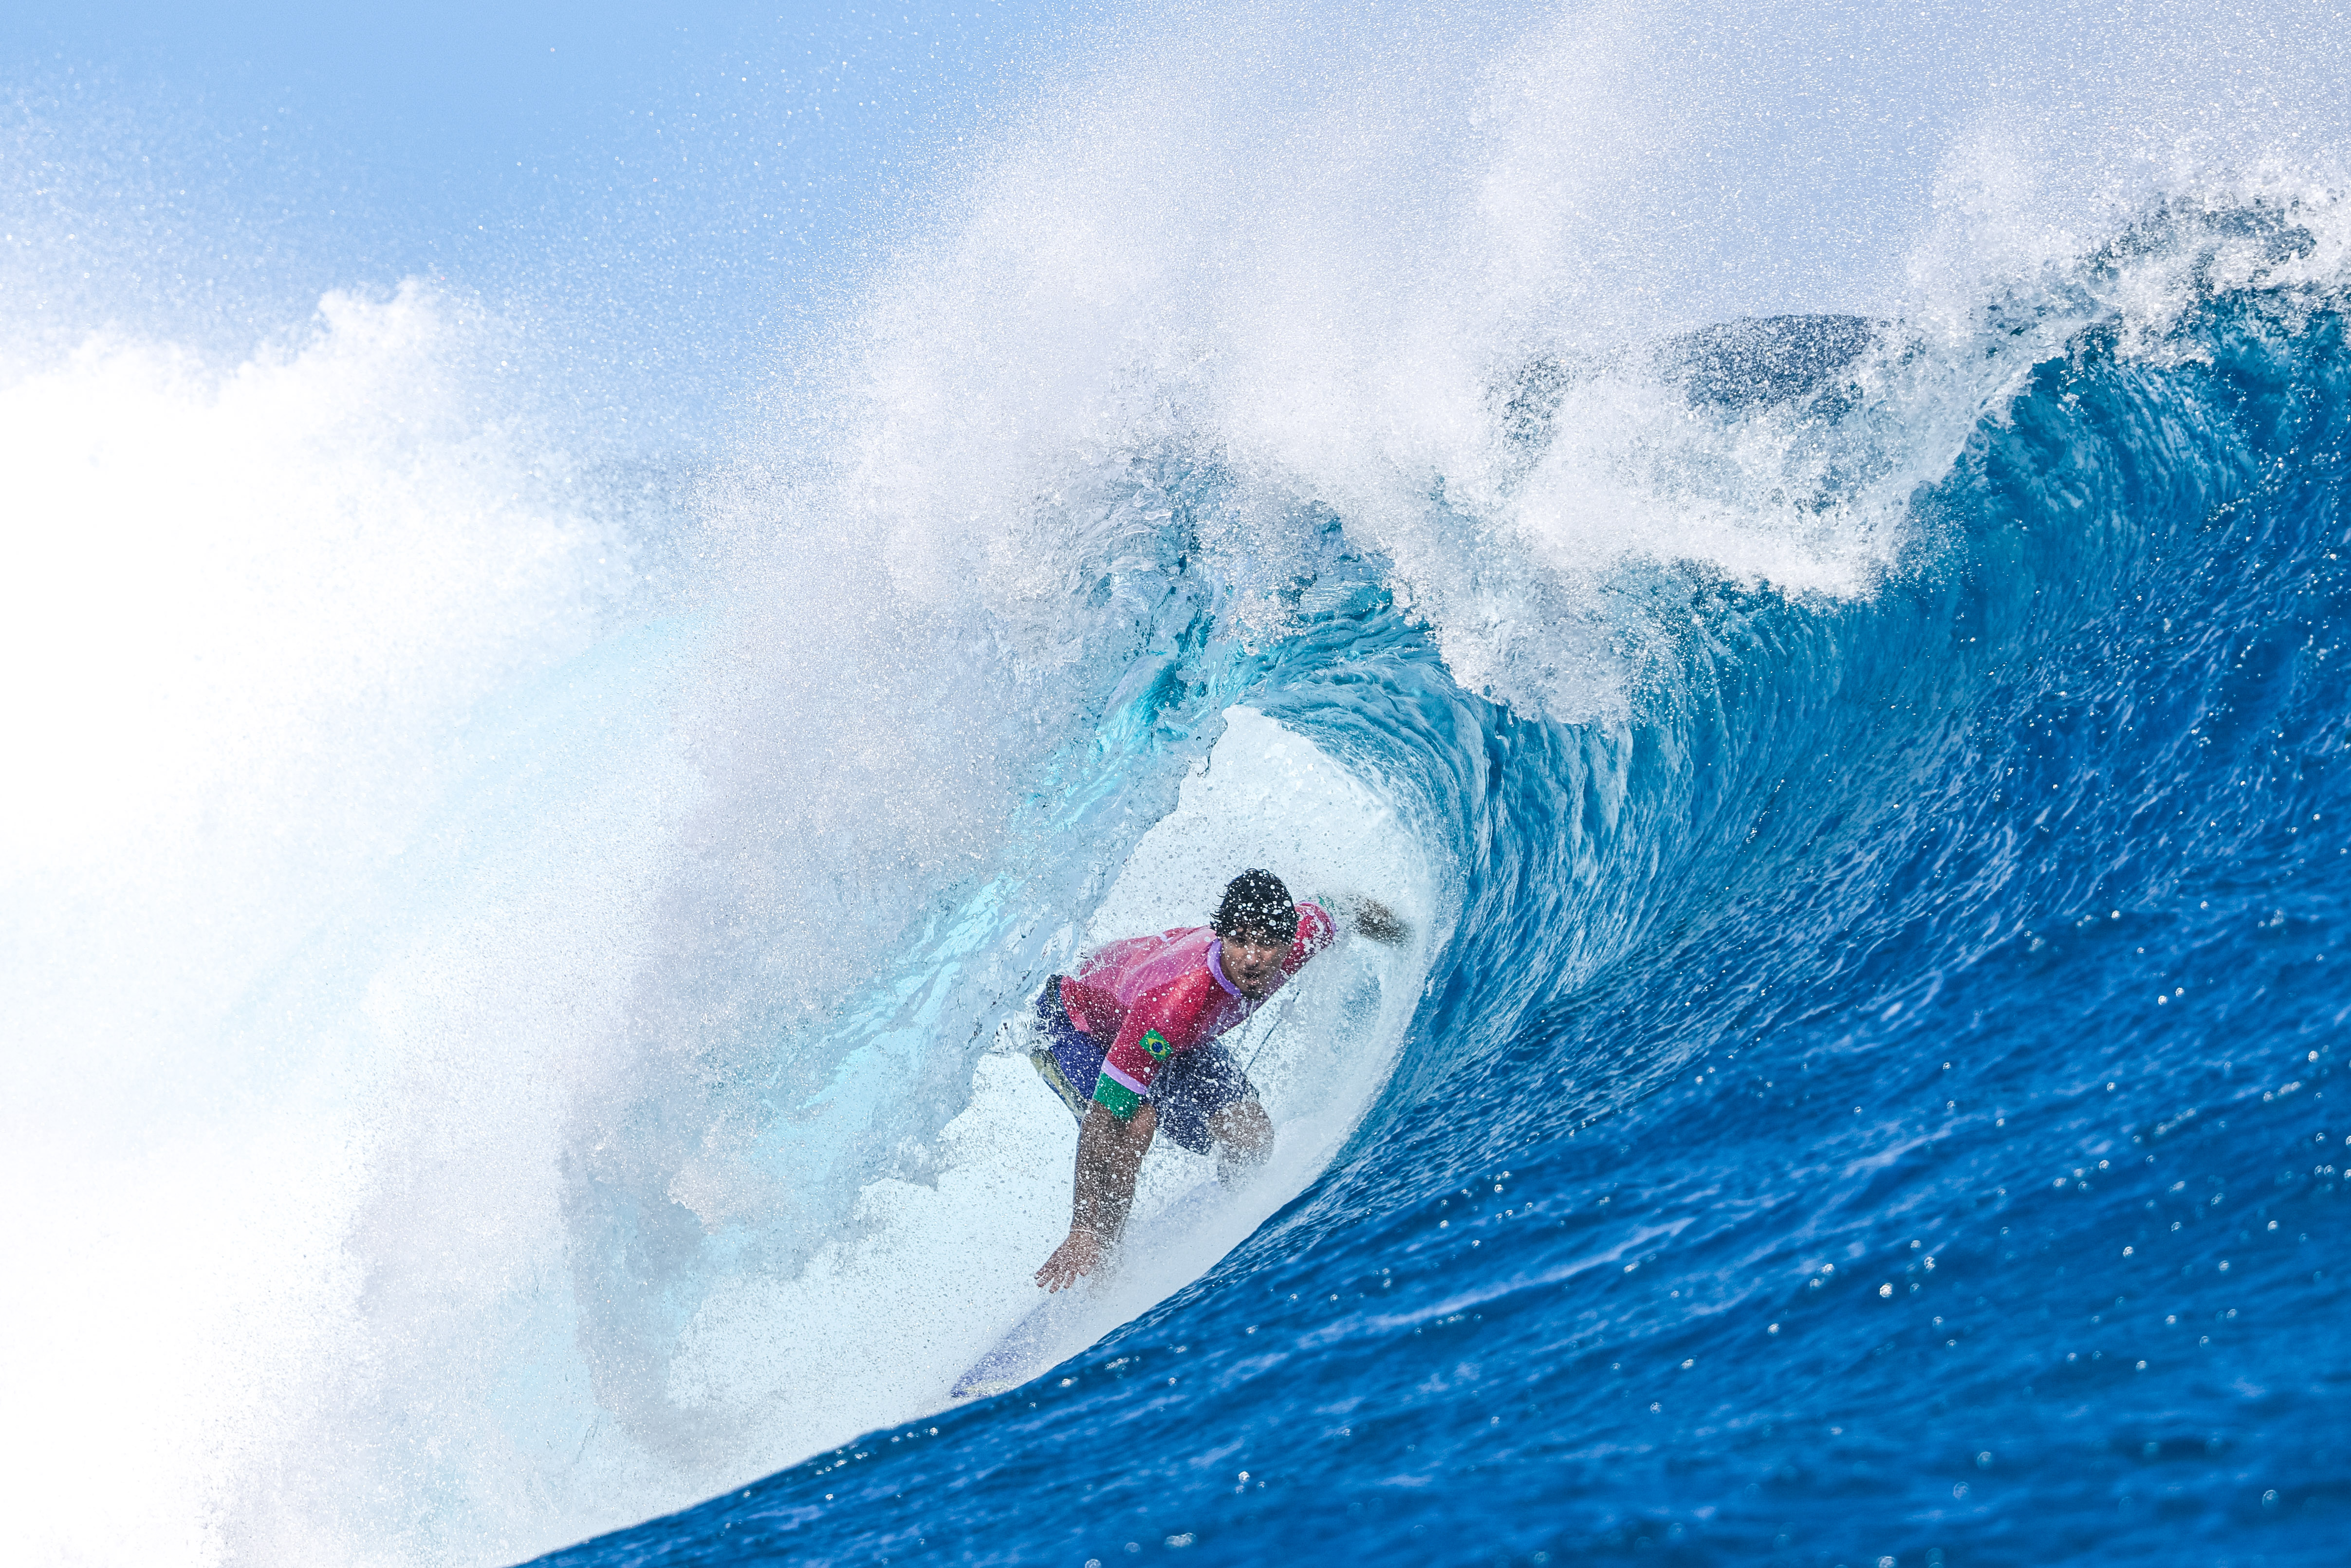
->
<box><xmin>532</xmin><ymin>191</ymin><xmax>2351</xmax><ymax>1564</ymax></box>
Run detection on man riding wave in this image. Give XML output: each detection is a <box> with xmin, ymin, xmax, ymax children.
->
<box><xmin>1028</xmin><ymin>868</ymin><xmax>1405</xmax><ymax>1291</ymax></box>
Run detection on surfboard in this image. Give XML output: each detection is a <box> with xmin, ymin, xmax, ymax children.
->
<box><xmin>950</xmin><ymin>1280</ymin><xmax>1093</xmax><ymax>1400</ymax></box>
<box><xmin>950</xmin><ymin>1174</ymin><xmax>1226</xmax><ymax>1401</ymax></box>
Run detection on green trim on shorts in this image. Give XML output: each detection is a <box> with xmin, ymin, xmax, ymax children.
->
<box><xmin>1092</xmin><ymin>1075</ymin><xmax>1143</xmax><ymax>1120</ymax></box>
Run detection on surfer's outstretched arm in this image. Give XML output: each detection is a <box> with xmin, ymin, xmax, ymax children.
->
<box><xmin>1340</xmin><ymin>895</ymin><xmax>1408</xmax><ymax>945</ymax></box>
<box><xmin>1035</xmin><ymin>1102</ymin><xmax>1155</xmax><ymax>1292</ymax></box>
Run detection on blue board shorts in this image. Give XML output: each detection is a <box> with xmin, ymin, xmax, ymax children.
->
<box><xmin>1029</xmin><ymin>977</ymin><xmax>1258</xmax><ymax>1155</ymax></box>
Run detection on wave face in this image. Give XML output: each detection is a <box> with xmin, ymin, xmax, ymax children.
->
<box><xmin>528</xmin><ymin>241</ymin><xmax>2351</xmax><ymax>1561</ymax></box>
<box><xmin>9</xmin><ymin>7</ymin><xmax>2351</xmax><ymax>1568</ymax></box>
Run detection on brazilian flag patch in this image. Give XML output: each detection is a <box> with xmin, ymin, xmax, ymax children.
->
<box><xmin>1142</xmin><ymin>1028</ymin><xmax>1172</xmax><ymax>1061</ymax></box>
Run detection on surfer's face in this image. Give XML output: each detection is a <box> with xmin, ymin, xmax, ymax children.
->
<box><xmin>1221</xmin><ymin>934</ymin><xmax>1288</xmax><ymax>998</ymax></box>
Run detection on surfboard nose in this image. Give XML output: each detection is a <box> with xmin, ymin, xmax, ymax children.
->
<box><xmin>950</xmin><ymin>1285</ymin><xmax>1092</xmax><ymax>1400</ymax></box>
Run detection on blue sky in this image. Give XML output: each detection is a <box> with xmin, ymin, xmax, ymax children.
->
<box><xmin>4</xmin><ymin>2</ymin><xmax>1073</xmax><ymax>431</ymax></box>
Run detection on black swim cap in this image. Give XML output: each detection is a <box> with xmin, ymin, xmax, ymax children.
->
<box><xmin>1212</xmin><ymin>869</ymin><xmax>1295</xmax><ymax>943</ymax></box>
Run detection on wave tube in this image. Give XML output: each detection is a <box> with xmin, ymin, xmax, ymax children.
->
<box><xmin>665</xmin><ymin>707</ymin><xmax>1432</xmax><ymax>1434</ymax></box>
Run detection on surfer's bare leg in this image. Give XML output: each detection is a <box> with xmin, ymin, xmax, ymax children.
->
<box><xmin>1036</xmin><ymin>1102</ymin><xmax>1155</xmax><ymax>1292</ymax></box>
<box><xmin>1209</xmin><ymin>1098</ymin><xmax>1272</xmax><ymax>1185</ymax></box>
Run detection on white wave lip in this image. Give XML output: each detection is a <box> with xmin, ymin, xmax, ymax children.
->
<box><xmin>819</xmin><ymin>0</ymin><xmax>2350</xmax><ymax>721</ymax></box>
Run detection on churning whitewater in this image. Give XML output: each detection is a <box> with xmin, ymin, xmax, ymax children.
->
<box><xmin>5</xmin><ymin>2</ymin><xmax>2351</xmax><ymax>1566</ymax></box>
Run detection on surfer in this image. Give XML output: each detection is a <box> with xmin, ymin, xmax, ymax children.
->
<box><xmin>1028</xmin><ymin>868</ymin><xmax>1405</xmax><ymax>1291</ymax></box>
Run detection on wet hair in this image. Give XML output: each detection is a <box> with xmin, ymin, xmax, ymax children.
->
<box><xmin>1212</xmin><ymin>868</ymin><xmax>1295</xmax><ymax>945</ymax></box>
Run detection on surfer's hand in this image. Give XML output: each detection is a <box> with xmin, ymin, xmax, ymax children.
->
<box><xmin>1035</xmin><ymin>1228</ymin><xmax>1107</xmax><ymax>1292</ymax></box>
<box><xmin>1346</xmin><ymin>896</ymin><xmax>1407</xmax><ymax>946</ymax></box>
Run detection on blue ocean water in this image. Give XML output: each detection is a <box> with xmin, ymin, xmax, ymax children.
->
<box><xmin>525</xmin><ymin>270</ymin><xmax>2351</xmax><ymax>1562</ymax></box>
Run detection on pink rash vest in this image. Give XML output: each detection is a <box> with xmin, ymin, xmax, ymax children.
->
<box><xmin>1057</xmin><ymin>901</ymin><xmax>1339</xmax><ymax>1119</ymax></box>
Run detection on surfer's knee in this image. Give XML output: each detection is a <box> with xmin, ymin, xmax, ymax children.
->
<box><xmin>1212</xmin><ymin>1098</ymin><xmax>1271</xmax><ymax>1157</ymax></box>
<box><xmin>1213</xmin><ymin>1102</ymin><xmax>1270</xmax><ymax>1187</ymax></box>
<box><xmin>1084</xmin><ymin>1098</ymin><xmax>1156</xmax><ymax>1142</ymax></box>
